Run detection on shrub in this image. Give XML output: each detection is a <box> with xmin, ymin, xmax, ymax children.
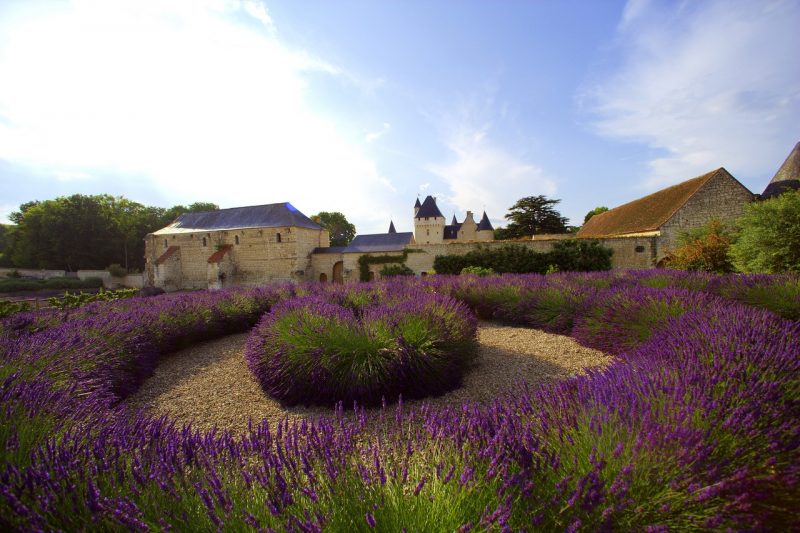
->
<box><xmin>708</xmin><ymin>274</ymin><xmax>800</xmax><ymax>320</ymax></box>
<box><xmin>379</xmin><ymin>264</ymin><xmax>414</xmax><ymax>277</ymax></box>
<box><xmin>730</xmin><ymin>189</ymin><xmax>800</xmax><ymax>273</ymax></box>
<box><xmin>662</xmin><ymin>219</ymin><xmax>734</xmax><ymax>273</ymax></box>
<box><xmin>246</xmin><ymin>290</ymin><xmax>477</xmax><ymax>406</ymax></box>
<box><xmin>460</xmin><ymin>266</ymin><xmax>495</xmax><ymax>276</ymax></box>
<box><xmin>547</xmin><ymin>239</ymin><xmax>613</xmax><ymax>271</ymax></box>
<box><xmin>0</xmin><ymin>300</ymin><xmax>30</xmax><ymax>318</ymax></box>
<box><xmin>107</xmin><ymin>264</ymin><xmax>127</xmax><ymax>277</ymax></box>
<box><xmin>572</xmin><ymin>286</ymin><xmax>721</xmax><ymax>354</ymax></box>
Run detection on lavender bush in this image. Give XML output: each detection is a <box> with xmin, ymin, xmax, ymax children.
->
<box><xmin>246</xmin><ymin>290</ymin><xmax>477</xmax><ymax>406</ymax></box>
<box><xmin>0</xmin><ymin>273</ymin><xmax>797</xmax><ymax>530</ymax></box>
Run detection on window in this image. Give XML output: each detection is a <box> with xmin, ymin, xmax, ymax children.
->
<box><xmin>635</xmin><ymin>245</ymin><xmax>645</xmax><ymax>253</ymax></box>
<box><xmin>426</xmin><ymin>229</ymin><xmax>429</xmax><ymax>236</ymax></box>
<box><xmin>235</xmin><ymin>235</ymin><xmax>239</xmax><ymax>245</ymax></box>
<box><xmin>276</xmin><ymin>233</ymin><xmax>282</xmax><ymax>243</ymax></box>
<box><xmin>202</xmin><ymin>237</ymin><xmax>207</xmax><ymax>247</ymax></box>
<box><xmin>164</xmin><ymin>239</ymin><xmax>168</xmax><ymax>249</ymax></box>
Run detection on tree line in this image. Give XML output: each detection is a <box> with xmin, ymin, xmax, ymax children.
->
<box><xmin>0</xmin><ymin>195</ymin><xmax>219</xmax><ymax>272</ymax></box>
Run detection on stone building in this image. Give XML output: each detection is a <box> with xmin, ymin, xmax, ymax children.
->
<box><xmin>761</xmin><ymin>142</ymin><xmax>800</xmax><ymax>199</ymax></box>
<box><xmin>144</xmin><ymin>203</ymin><xmax>329</xmax><ymax>290</ymax></box>
<box><xmin>577</xmin><ymin>167</ymin><xmax>754</xmax><ymax>262</ymax></box>
<box><xmin>414</xmin><ymin>196</ymin><xmax>494</xmax><ymax>244</ymax></box>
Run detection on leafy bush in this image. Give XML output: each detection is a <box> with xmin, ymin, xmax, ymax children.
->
<box><xmin>730</xmin><ymin>190</ymin><xmax>800</xmax><ymax>273</ymax></box>
<box><xmin>0</xmin><ymin>276</ymin><xmax>103</xmax><ymax>293</ymax></box>
<box><xmin>379</xmin><ymin>264</ymin><xmax>415</xmax><ymax>277</ymax></box>
<box><xmin>433</xmin><ymin>242</ymin><xmax>612</xmax><ymax>275</ymax></box>
<box><xmin>0</xmin><ymin>300</ymin><xmax>30</xmax><ymax>318</ymax></box>
<box><xmin>662</xmin><ymin>219</ymin><xmax>734</xmax><ymax>273</ymax></box>
<box><xmin>48</xmin><ymin>288</ymin><xmax>140</xmax><ymax>310</ymax></box>
<box><xmin>107</xmin><ymin>263</ymin><xmax>127</xmax><ymax>277</ymax></box>
<box><xmin>246</xmin><ymin>290</ymin><xmax>477</xmax><ymax>406</ymax></box>
<box><xmin>460</xmin><ymin>266</ymin><xmax>495</xmax><ymax>276</ymax></box>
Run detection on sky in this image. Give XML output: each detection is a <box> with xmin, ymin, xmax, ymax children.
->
<box><xmin>1</xmin><ymin>0</ymin><xmax>798</xmax><ymax>234</ymax></box>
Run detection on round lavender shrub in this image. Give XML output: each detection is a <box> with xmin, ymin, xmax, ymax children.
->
<box><xmin>246</xmin><ymin>291</ymin><xmax>477</xmax><ymax>406</ymax></box>
<box><xmin>572</xmin><ymin>286</ymin><xmax>722</xmax><ymax>355</ymax></box>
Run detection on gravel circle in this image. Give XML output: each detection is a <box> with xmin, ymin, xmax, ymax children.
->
<box><xmin>125</xmin><ymin>322</ymin><xmax>612</xmax><ymax>434</ymax></box>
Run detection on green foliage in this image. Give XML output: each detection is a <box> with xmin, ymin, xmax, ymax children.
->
<box><xmin>583</xmin><ymin>206</ymin><xmax>609</xmax><ymax>224</ymax></box>
<box><xmin>0</xmin><ymin>300</ymin><xmax>30</xmax><ymax>318</ymax></box>
<box><xmin>460</xmin><ymin>266</ymin><xmax>495</xmax><ymax>276</ymax></box>
<box><xmin>433</xmin><ymin>241</ymin><xmax>613</xmax><ymax>275</ymax></box>
<box><xmin>502</xmin><ymin>195</ymin><xmax>568</xmax><ymax>238</ymax></box>
<box><xmin>311</xmin><ymin>211</ymin><xmax>357</xmax><ymax>247</ymax></box>
<box><xmin>730</xmin><ymin>191</ymin><xmax>800</xmax><ymax>273</ymax></box>
<box><xmin>107</xmin><ymin>263</ymin><xmax>127</xmax><ymax>277</ymax></box>
<box><xmin>5</xmin><ymin>195</ymin><xmax>218</xmax><ymax>271</ymax></box>
<box><xmin>380</xmin><ymin>264</ymin><xmax>414</xmax><ymax>277</ymax></box>
<box><xmin>0</xmin><ymin>276</ymin><xmax>103</xmax><ymax>293</ymax></box>
<box><xmin>358</xmin><ymin>250</ymin><xmax>417</xmax><ymax>281</ymax></box>
<box><xmin>662</xmin><ymin>219</ymin><xmax>734</xmax><ymax>273</ymax></box>
<box><xmin>48</xmin><ymin>288</ymin><xmax>139</xmax><ymax>310</ymax></box>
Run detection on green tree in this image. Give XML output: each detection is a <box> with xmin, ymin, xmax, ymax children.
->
<box><xmin>312</xmin><ymin>211</ymin><xmax>356</xmax><ymax>247</ymax></box>
<box><xmin>662</xmin><ymin>219</ymin><xmax>734</xmax><ymax>273</ymax></box>
<box><xmin>584</xmin><ymin>206</ymin><xmax>609</xmax><ymax>224</ymax></box>
<box><xmin>730</xmin><ymin>191</ymin><xmax>800</xmax><ymax>273</ymax></box>
<box><xmin>502</xmin><ymin>195</ymin><xmax>568</xmax><ymax>238</ymax></box>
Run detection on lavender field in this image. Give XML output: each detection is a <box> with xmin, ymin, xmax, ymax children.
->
<box><xmin>1</xmin><ymin>271</ymin><xmax>798</xmax><ymax>531</ymax></box>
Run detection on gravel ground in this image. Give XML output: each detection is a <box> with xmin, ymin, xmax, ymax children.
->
<box><xmin>124</xmin><ymin>322</ymin><xmax>612</xmax><ymax>434</ymax></box>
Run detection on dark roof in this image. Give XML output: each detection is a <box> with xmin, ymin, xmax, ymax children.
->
<box><xmin>443</xmin><ymin>223</ymin><xmax>461</xmax><ymax>240</ymax></box>
<box><xmin>415</xmin><ymin>195</ymin><xmax>444</xmax><ymax>219</ymax></box>
<box><xmin>762</xmin><ymin>142</ymin><xmax>800</xmax><ymax>199</ymax></box>
<box><xmin>578</xmin><ymin>168</ymin><xmax>740</xmax><ymax>238</ymax></box>
<box><xmin>414</xmin><ymin>198</ymin><xmax>421</xmax><ymax>208</ymax></box>
<box><xmin>388</xmin><ymin>221</ymin><xmax>396</xmax><ymax>233</ymax></box>
<box><xmin>207</xmin><ymin>245</ymin><xmax>232</xmax><ymax>264</ymax></box>
<box><xmin>153</xmin><ymin>202</ymin><xmax>321</xmax><ymax>234</ymax></box>
<box><xmin>451</xmin><ymin>214</ymin><xmax>458</xmax><ymax>225</ymax></box>
<box><xmin>477</xmin><ymin>211</ymin><xmax>494</xmax><ymax>231</ymax></box>
<box><xmin>313</xmin><ymin>232</ymin><xmax>414</xmax><ymax>254</ymax></box>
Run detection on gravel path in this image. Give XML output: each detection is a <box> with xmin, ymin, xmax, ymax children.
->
<box><xmin>125</xmin><ymin>322</ymin><xmax>611</xmax><ymax>434</ymax></box>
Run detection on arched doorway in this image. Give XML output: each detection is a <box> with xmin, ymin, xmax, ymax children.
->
<box><xmin>332</xmin><ymin>261</ymin><xmax>344</xmax><ymax>284</ymax></box>
<box><xmin>319</xmin><ymin>273</ymin><xmax>328</xmax><ymax>282</ymax></box>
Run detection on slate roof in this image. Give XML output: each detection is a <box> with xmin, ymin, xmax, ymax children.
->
<box><xmin>414</xmin><ymin>198</ymin><xmax>421</xmax><ymax>208</ymax></box>
<box><xmin>415</xmin><ymin>196</ymin><xmax>444</xmax><ymax>219</ymax></box>
<box><xmin>388</xmin><ymin>221</ymin><xmax>397</xmax><ymax>233</ymax></box>
<box><xmin>578</xmin><ymin>168</ymin><xmax>741</xmax><ymax>238</ymax></box>
<box><xmin>153</xmin><ymin>203</ymin><xmax>321</xmax><ymax>234</ymax></box>
<box><xmin>443</xmin><ymin>223</ymin><xmax>461</xmax><ymax>240</ymax></box>
<box><xmin>762</xmin><ymin>142</ymin><xmax>800</xmax><ymax>200</ymax></box>
<box><xmin>314</xmin><ymin>231</ymin><xmax>414</xmax><ymax>254</ymax></box>
<box><xmin>477</xmin><ymin>211</ymin><xmax>494</xmax><ymax>231</ymax></box>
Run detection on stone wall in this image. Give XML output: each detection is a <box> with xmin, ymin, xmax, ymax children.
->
<box><xmin>658</xmin><ymin>171</ymin><xmax>753</xmax><ymax>257</ymax></box>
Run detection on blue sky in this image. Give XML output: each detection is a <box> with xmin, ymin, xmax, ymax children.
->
<box><xmin>1</xmin><ymin>0</ymin><xmax>798</xmax><ymax>234</ymax></box>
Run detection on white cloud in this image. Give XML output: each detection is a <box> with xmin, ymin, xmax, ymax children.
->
<box><xmin>429</xmin><ymin>122</ymin><xmax>556</xmax><ymax>226</ymax></box>
<box><xmin>0</xmin><ymin>0</ymin><xmax>394</xmax><ymax>232</ymax></box>
<box><xmin>587</xmin><ymin>0</ymin><xmax>800</xmax><ymax>189</ymax></box>
<box><xmin>364</xmin><ymin>122</ymin><xmax>391</xmax><ymax>143</ymax></box>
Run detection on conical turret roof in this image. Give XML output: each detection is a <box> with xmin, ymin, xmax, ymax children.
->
<box><xmin>414</xmin><ymin>198</ymin><xmax>422</xmax><ymax>208</ymax></box>
<box><xmin>762</xmin><ymin>142</ymin><xmax>800</xmax><ymax>199</ymax></box>
<box><xmin>477</xmin><ymin>211</ymin><xmax>494</xmax><ymax>231</ymax></box>
<box><xmin>388</xmin><ymin>221</ymin><xmax>396</xmax><ymax>233</ymax></box>
<box><xmin>451</xmin><ymin>214</ymin><xmax>458</xmax><ymax>225</ymax></box>
<box><xmin>415</xmin><ymin>196</ymin><xmax>444</xmax><ymax>219</ymax></box>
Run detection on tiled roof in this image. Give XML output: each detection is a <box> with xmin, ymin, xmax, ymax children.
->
<box><xmin>155</xmin><ymin>246</ymin><xmax>179</xmax><ymax>265</ymax></box>
<box><xmin>762</xmin><ymin>141</ymin><xmax>800</xmax><ymax>199</ymax></box>
<box><xmin>207</xmin><ymin>244</ymin><xmax>233</xmax><ymax>264</ymax></box>
<box><xmin>477</xmin><ymin>211</ymin><xmax>494</xmax><ymax>231</ymax></box>
<box><xmin>415</xmin><ymin>196</ymin><xmax>444</xmax><ymax>219</ymax></box>
<box><xmin>577</xmin><ymin>168</ymin><xmax>737</xmax><ymax>238</ymax></box>
<box><xmin>153</xmin><ymin>202</ymin><xmax>321</xmax><ymax>234</ymax></box>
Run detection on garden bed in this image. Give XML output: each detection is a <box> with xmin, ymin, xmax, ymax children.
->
<box><xmin>124</xmin><ymin>322</ymin><xmax>611</xmax><ymax>433</ymax></box>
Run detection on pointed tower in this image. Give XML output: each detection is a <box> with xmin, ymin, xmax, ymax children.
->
<box><xmin>762</xmin><ymin>142</ymin><xmax>800</xmax><ymax>200</ymax></box>
<box><xmin>388</xmin><ymin>221</ymin><xmax>396</xmax><ymax>233</ymax></box>
<box><xmin>476</xmin><ymin>211</ymin><xmax>494</xmax><ymax>241</ymax></box>
<box><xmin>414</xmin><ymin>195</ymin><xmax>445</xmax><ymax>244</ymax></box>
<box><xmin>451</xmin><ymin>214</ymin><xmax>458</xmax><ymax>225</ymax></box>
<box><xmin>414</xmin><ymin>197</ymin><xmax>421</xmax><ymax>218</ymax></box>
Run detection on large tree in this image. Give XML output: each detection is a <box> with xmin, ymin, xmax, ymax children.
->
<box><xmin>730</xmin><ymin>190</ymin><xmax>800</xmax><ymax>273</ymax></box>
<box><xmin>502</xmin><ymin>195</ymin><xmax>568</xmax><ymax>238</ymax></box>
<box><xmin>312</xmin><ymin>211</ymin><xmax>356</xmax><ymax>247</ymax></box>
<box><xmin>584</xmin><ymin>206</ymin><xmax>609</xmax><ymax>224</ymax></box>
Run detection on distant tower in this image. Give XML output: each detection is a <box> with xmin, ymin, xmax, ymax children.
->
<box><xmin>761</xmin><ymin>141</ymin><xmax>800</xmax><ymax>200</ymax></box>
<box><xmin>476</xmin><ymin>211</ymin><xmax>494</xmax><ymax>241</ymax></box>
<box><xmin>414</xmin><ymin>195</ymin><xmax>445</xmax><ymax>244</ymax></box>
<box><xmin>388</xmin><ymin>220</ymin><xmax>396</xmax><ymax>233</ymax></box>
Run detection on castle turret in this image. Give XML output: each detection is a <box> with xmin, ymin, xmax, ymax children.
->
<box><xmin>388</xmin><ymin>221</ymin><xmax>396</xmax><ymax>233</ymax></box>
<box><xmin>762</xmin><ymin>141</ymin><xmax>800</xmax><ymax>200</ymax></box>
<box><xmin>414</xmin><ymin>197</ymin><xmax>421</xmax><ymax>218</ymax></box>
<box><xmin>414</xmin><ymin>195</ymin><xmax>445</xmax><ymax>244</ymax></box>
<box><xmin>476</xmin><ymin>211</ymin><xmax>494</xmax><ymax>241</ymax></box>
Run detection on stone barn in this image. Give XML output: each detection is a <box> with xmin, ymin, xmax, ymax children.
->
<box><xmin>145</xmin><ymin>203</ymin><xmax>329</xmax><ymax>291</ymax></box>
<box><xmin>577</xmin><ymin>167</ymin><xmax>754</xmax><ymax>263</ymax></box>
